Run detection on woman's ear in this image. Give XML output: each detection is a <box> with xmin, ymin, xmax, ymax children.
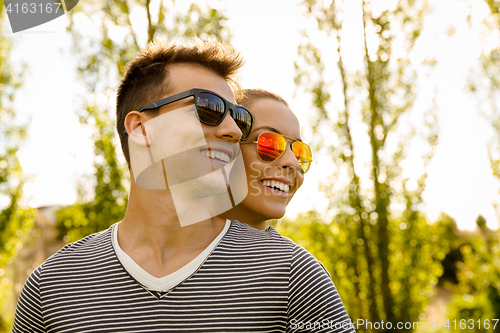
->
<box><xmin>125</xmin><ymin>111</ymin><xmax>150</xmax><ymax>147</ymax></box>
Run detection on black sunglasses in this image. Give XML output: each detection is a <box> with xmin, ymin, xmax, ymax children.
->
<box><xmin>134</xmin><ymin>88</ymin><xmax>254</xmax><ymax>140</ymax></box>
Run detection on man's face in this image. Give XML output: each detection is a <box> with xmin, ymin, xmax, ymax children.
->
<box><xmin>154</xmin><ymin>64</ymin><xmax>242</xmax><ymax>193</ymax></box>
<box><xmin>127</xmin><ymin>63</ymin><xmax>248</xmax><ymax>226</ymax></box>
<box><xmin>130</xmin><ymin>62</ymin><xmax>245</xmax><ymax>193</ymax></box>
<box><xmin>144</xmin><ymin>63</ymin><xmax>242</xmax><ymax>140</ymax></box>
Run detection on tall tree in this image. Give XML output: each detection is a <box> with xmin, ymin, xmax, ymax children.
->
<box><xmin>290</xmin><ymin>0</ymin><xmax>447</xmax><ymax>330</ymax></box>
<box><xmin>56</xmin><ymin>1</ymin><xmax>233</xmax><ymax>241</ymax></box>
<box><xmin>447</xmin><ymin>2</ymin><xmax>500</xmax><ymax>329</ymax></box>
<box><xmin>0</xmin><ymin>6</ymin><xmax>34</xmax><ymax>332</ymax></box>
<box><xmin>444</xmin><ymin>215</ymin><xmax>500</xmax><ymax>332</ymax></box>
<box><xmin>480</xmin><ymin>0</ymin><xmax>500</xmax><ymax>209</ymax></box>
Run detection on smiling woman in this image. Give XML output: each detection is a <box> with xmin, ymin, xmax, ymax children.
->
<box><xmin>220</xmin><ymin>88</ymin><xmax>312</xmax><ymax>230</ymax></box>
<box><xmin>217</xmin><ymin>90</ymin><xmax>354</xmax><ymax>331</ymax></box>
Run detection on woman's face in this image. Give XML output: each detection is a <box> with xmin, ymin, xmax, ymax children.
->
<box><xmin>233</xmin><ymin>98</ymin><xmax>305</xmax><ymax>228</ymax></box>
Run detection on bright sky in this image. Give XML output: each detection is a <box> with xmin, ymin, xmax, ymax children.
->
<box><xmin>3</xmin><ymin>0</ymin><xmax>499</xmax><ymax>230</ymax></box>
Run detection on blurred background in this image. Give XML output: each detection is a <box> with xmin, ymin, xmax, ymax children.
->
<box><xmin>1</xmin><ymin>0</ymin><xmax>500</xmax><ymax>331</ymax></box>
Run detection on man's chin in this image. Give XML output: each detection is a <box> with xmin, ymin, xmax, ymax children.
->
<box><xmin>181</xmin><ymin>176</ymin><xmax>228</xmax><ymax>198</ymax></box>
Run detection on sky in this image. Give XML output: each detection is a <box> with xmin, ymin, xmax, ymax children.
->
<box><xmin>2</xmin><ymin>0</ymin><xmax>500</xmax><ymax>230</ymax></box>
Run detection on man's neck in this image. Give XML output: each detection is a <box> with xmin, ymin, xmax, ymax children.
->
<box><xmin>118</xmin><ymin>186</ymin><xmax>226</xmax><ymax>277</ymax></box>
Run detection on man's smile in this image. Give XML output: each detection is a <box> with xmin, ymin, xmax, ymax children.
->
<box><xmin>200</xmin><ymin>149</ymin><xmax>231</xmax><ymax>164</ymax></box>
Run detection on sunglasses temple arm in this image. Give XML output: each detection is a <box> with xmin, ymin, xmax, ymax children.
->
<box><xmin>138</xmin><ymin>89</ymin><xmax>195</xmax><ymax>112</ymax></box>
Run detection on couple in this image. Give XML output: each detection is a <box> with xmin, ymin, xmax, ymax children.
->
<box><xmin>13</xmin><ymin>38</ymin><xmax>354</xmax><ymax>332</ymax></box>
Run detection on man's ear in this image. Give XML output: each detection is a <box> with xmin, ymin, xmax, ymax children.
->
<box><xmin>125</xmin><ymin>111</ymin><xmax>150</xmax><ymax>147</ymax></box>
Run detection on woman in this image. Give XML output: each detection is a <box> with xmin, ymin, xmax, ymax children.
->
<box><xmin>221</xmin><ymin>88</ymin><xmax>312</xmax><ymax>230</ymax></box>
<box><xmin>218</xmin><ymin>89</ymin><xmax>353</xmax><ymax>331</ymax></box>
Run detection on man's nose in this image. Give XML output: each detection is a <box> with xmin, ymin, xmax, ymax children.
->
<box><xmin>214</xmin><ymin>112</ymin><xmax>242</xmax><ymax>142</ymax></box>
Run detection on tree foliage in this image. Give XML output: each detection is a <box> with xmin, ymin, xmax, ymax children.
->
<box><xmin>289</xmin><ymin>0</ymin><xmax>445</xmax><ymax>331</ymax></box>
<box><xmin>441</xmin><ymin>216</ymin><xmax>500</xmax><ymax>332</ymax></box>
<box><xmin>56</xmin><ymin>0</ymin><xmax>233</xmax><ymax>241</ymax></box>
<box><xmin>481</xmin><ymin>0</ymin><xmax>500</xmax><ymax>207</ymax></box>
<box><xmin>0</xmin><ymin>5</ymin><xmax>34</xmax><ymax>331</ymax></box>
<box><xmin>458</xmin><ymin>2</ymin><xmax>500</xmax><ymax>329</ymax></box>
<box><xmin>442</xmin><ymin>3</ymin><xmax>500</xmax><ymax>330</ymax></box>
<box><xmin>55</xmin><ymin>104</ymin><xmax>128</xmax><ymax>241</ymax></box>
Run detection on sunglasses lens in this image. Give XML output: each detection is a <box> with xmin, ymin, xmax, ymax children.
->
<box><xmin>292</xmin><ymin>141</ymin><xmax>312</xmax><ymax>173</ymax></box>
<box><xmin>233</xmin><ymin>107</ymin><xmax>253</xmax><ymax>140</ymax></box>
<box><xmin>196</xmin><ymin>92</ymin><xmax>226</xmax><ymax>124</ymax></box>
<box><xmin>197</xmin><ymin>93</ymin><xmax>253</xmax><ymax>140</ymax></box>
<box><xmin>257</xmin><ymin>132</ymin><xmax>287</xmax><ymax>162</ymax></box>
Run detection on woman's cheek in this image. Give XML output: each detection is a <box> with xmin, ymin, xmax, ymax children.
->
<box><xmin>287</xmin><ymin>172</ymin><xmax>305</xmax><ymax>203</ymax></box>
<box><xmin>246</xmin><ymin>162</ymin><xmax>263</xmax><ymax>196</ymax></box>
<box><xmin>296</xmin><ymin>172</ymin><xmax>305</xmax><ymax>190</ymax></box>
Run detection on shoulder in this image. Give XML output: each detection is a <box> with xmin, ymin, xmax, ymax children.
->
<box><xmin>223</xmin><ymin>220</ymin><xmax>297</xmax><ymax>250</ymax></box>
<box><xmin>286</xmin><ymin>242</ymin><xmax>355</xmax><ymax>331</ymax></box>
<box><xmin>219</xmin><ymin>221</ymin><xmax>327</xmax><ymax>268</ymax></box>
<box><xmin>290</xmin><ymin>242</ymin><xmax>331</xmax><ymax>276</ymax></box>
<box><xmin>40</xmin><ymin>225</ymin><xmax>115</xmax><ymax>272</ymax></box>
<box><xmin>225</xmin><ymin>221</ymin><xmax>325</xmax><ymax>264</ymax></box>
<box><xmin>288</xmin><ymin>245</ymin><xmax>338</xmax><ymax>301</ymax></box>
<box><xmin>208</xmin><ymin>220</ymin><xmax>298</xmax><ymax>268</ymax></box>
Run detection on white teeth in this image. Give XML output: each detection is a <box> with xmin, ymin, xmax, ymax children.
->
<box><xmin>259</xmin><ymin>180</ymin><xmax>290</xmax><ymax>193</ymax></box>
<box><xmin>202</xmin><ymin>150</ymin><xmax>230</xmax><ymax>163</ymax></box>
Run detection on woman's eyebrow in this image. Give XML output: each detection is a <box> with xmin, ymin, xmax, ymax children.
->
<box><xmin>251</xmin><ymin>126</ymin><xmax>303</xmax><ymax>142</ymax></box>
<box><xmin>252</xmin><ymin>126</ymin><xmax>281</xmax><ymax>134</ymax></box>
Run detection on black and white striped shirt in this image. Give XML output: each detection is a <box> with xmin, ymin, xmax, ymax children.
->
<box><xmin>13</xmin><ymin>221</ymin><xmax>355</xmax><ymax>332</ymax></box>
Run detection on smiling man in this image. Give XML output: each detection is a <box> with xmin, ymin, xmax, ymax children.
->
<box><xmin>13</xmin><ymin>38</ymin><xmax>354</xmax><ymax>333</ymax></box>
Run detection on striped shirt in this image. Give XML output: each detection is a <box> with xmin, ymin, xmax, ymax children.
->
<box><xmin>13</xmin><ymin>221</ymin><xmax>355</xmax><ymax>332</ymax></box>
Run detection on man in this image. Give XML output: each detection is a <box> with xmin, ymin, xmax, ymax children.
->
<box><xmin>13</xmin><ymin>38</ymin><xmax>354</xmax><ymax>332</ymax></box>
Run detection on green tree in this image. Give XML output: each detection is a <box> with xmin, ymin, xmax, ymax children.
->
<box><xmin>289</xmin><ymin>0</ymin><xmax>446</xmax><ymax>331</ymax></box>
<box><xmin>479</xmin><ymin>4</ymin><xmax>500</xmax><ymax>326</ymax></box>
<box><xmin>471</xmin><ymin>0</ymin><xmax>500</xmax><ymax>212</ymax></box>
<box><xmin>480</xmin><ymin>0</ymin><xmax>500</xmax><ymax>110</ymax></box>
<box><xmin>0</xmin><ymin>5</ymin><xmax>34</xmax><ymax>331</ymax></box>
<box><xmin>56</xmin><ymin>1</ymin><xmax>233</xmax><ymax>241</ymax></box>
<box><xmin>449</xmin><ymin>4</ymin><xmax>500</xmax><ymax>330</ymax></box>
<box><xmin>443</xmin><ymin>216</ymin><xmax>500</xmax><ymax>332</ymax></box>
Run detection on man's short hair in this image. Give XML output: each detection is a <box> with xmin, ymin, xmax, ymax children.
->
<box><xmin>116</xmin><ymin>37</ymin><xmax>244</xmax><ymax>166</ymax></box>
<box><xmin>239</xmin><ymin>88</ymin><xmax>289</xmax><ymax>108</ymax></box>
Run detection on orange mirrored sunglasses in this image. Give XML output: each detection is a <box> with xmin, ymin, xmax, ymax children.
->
<box><xmin>241</xmin><ymin>132</ymin><xmax>312</xmax><ymax>174</ymax></box>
